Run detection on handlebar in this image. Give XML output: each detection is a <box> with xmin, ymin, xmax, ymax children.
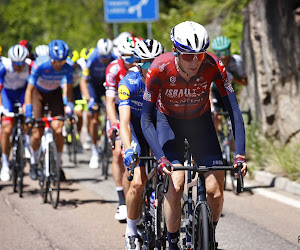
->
<box><xmin>128</xmin><ymin>152</ymin><xmax>139</xmax><ymax>181</ymax></box>
<box><xmin>215</xmin><ymin>108</ymin><xmax>252</xmax><ymax>125</ymax></box>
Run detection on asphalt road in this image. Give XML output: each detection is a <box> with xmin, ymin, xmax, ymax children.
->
<box><xmin>0</xmin><ymin>146</ymin><xmax>300</xmax><ymax>250</ymax></box>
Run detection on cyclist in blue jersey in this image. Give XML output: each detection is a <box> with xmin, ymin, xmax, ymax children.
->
<box><xmin>118</xmin><ymin>39</ymin><xmax>165</xmax><ymax>250</ymax></box>
<box><xmin>0</xmin><ymin>45</ymin><xmax>31</xmax><ymax>182</ymax></box>
<box><xmin>24</xmin><ymin>39</ymin><xmax>74</xmax><ymax>181</ymax></box>
<box><xmin>79</xmin><ymin>38</ymin><xmax>114</xmax><ymax>169</ymax></box>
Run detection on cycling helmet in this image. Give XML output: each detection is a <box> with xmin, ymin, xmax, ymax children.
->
<box><xmin>70</xmin><ymin>50</ymin><xmax>80</xmax><ymax>62</ymax></box>
<box><xmin>19</xmin><ymin>40</ymin><xmax>33</xmax><ymax>53</ymax></box>
<box><xmin>211</xmin><ymin>36</ymin><xmax>231</xmax><ymax>51</ymax></box>
<box><xmin>35</xmin><ymin>45</ymin><xmax>49</xmax><ymax>57</ymax></box>
<box><xmin>8</xmin><ymin>44</ymin><xmax>29</xmax><ymax>62</ymax></box>
<box><xmin>170</xmin><ymin>21</ymin><xmax>209</xmax><ymax>53</ymax></box>
<box><xmin>117</xmin><ymin>36</ymin><xmax>139</xmax><ymax>55</ymax></box>
<box><xmin>80</xmin><ymin>47</ymin><xmax>94</xmax><ymax>60</ymax></box>
<box><xmin>134</xmin><ymin>39</ymin><xmax>164</xmax><ymax>61</ymax></box>
<box><xmin>48</xmin><ymin>39</ymin><xmax>69</xmax><ymax>61</ymax></box>
<box><xmin>97</xmin><ymin>38</ymin><xmax>113</xmax><ymax>56</ymax></box>
<box><xmin>0</xmin><ymin>45</ymin><xmax>2</xmax><ymax>56</ymax></box>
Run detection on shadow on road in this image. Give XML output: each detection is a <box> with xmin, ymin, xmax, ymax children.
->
<box><xmin>59</xmin><ymin>198</ymin><xmax>118</xmax><ymax>208</ymax></box>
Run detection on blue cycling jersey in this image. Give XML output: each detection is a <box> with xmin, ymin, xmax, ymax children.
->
<box><xmin>118</xmin><ymin>71</ymin><xmax>144</xmax><ymax>118</ymax></box>
<box><xmin>82</xmin><ymin>49</ymin><xmax>113</xmax><ymax>83</ymax></box>
<box><xmin>28</xmin><ymin>56</ymin><xmax>73</xmax><ymax>93</ymax></box>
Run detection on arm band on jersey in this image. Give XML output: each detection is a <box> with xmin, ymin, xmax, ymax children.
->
<box><xmin>141</xmin><ymin>101</ymin><xmax>165</xmax><ymax>160</ymax></box>
<box><xmin>221</xmin><ymin>93</ymin><xmax>245</xmax><ymax>155</ymax></box>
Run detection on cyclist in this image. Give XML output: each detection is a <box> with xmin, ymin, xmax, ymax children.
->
<box><xmin>210</xmin><ymin>35</ymin><xmax>248</xmax><ymax>131</ymax></box>
<box><xmin>118</xmin><ymin>39</ymin><xmax>164</xmax><ymax>249</ymax></box>
<box><xmin>141</xmin><ymin>21</ymin><xmax>248</xmax><ymax>249</ymax></box>
<box><xmin>19</xmin><ymin>40</ymin><xmax>35</xmax><ymax>60</ymax></box>
<box><xmin>105</xmin><ymin>36</ymin><xmax>141</xmax><ymax>221</ymax></box>
<box><xmin>24</xmin><ymin>39</ymin><xmax>74</xmax><ymax>181</ymax></box>
<box><xmin>0</xmin><ymin>45</ymin><xmax>31</xmax><ymax>182</ymax></box>
<box><xmin>34</xmin><ymin>45</ymin><xmax>49</xmax><ymax>58</ymax></box>
<box><xmin>79</xmin><ymin>38</ymin><xmax>114</xmax><ymax>168</ymax></box>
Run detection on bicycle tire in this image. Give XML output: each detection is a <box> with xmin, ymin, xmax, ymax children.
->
<box><xmin>38</xmin><ymin>149</ymin><xmax>48</xmax><ymax>203</ymax></box>
<box><xmin>48</xmin><ymin>141</ymin><xmax>60</xmax><ymax>209</ymax></box>
<box><xmin>16</xmin><ymin>136</ymin><xmax>25</xmax><ymax>197</ymax></box>
<box><xmin>196</xmin><ymin>203</ymin><xmax>211</xmax><ymax>250</ymax></box>
<box><xmin>100</xmin><ymin>135</ymin><xmax>110</xmax><ymax>179</ymax></box>
<box><xmin>155</xmin><ymin>194</ymin><xmax>167</xmax><ymax>249</ymax></box>
<box><xmin>71</xmin><ymin>132</ymin><xmax>77</xmax><ymax>165</ymax></box>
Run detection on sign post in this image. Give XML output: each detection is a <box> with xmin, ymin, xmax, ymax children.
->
<box><xmin>104</xmin><ymin>0</ymin><xmax>159</xmax><ymax>38</ymax></box>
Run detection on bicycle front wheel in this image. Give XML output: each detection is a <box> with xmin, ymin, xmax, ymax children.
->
<box><xmin>16</xmin><ymin>136</ymin><xmax>25</xmax><ymax>197</ymax></box>
<box><xmin>48</xmin><ymin>142</ymin><xmax>60</xmax><ymax>209</ymax></box>
<box><xmin>196</xmin><ymin>203</ymin><xmax>214</xmax><ymax>250</ymax></box>
<box><xmin>155</xmin><ymin>189</ymin><xmax>168</xmax><ymax>249</ymax></box>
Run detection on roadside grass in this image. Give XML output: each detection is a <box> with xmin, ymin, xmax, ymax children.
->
<box><xmin>245</xmin><ymin>121</ymin><xmax>300</xmax><ymax>183</ymax></box>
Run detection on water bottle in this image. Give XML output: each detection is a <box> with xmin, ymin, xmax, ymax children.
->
<box><xmin>149</xmin><ymin>191</ymin><xmax>155</xmax><ymax>217</ymax></box>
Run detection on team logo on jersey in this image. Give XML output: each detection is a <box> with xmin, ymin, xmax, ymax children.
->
<box><xmin>170</xmin><ymin>76</ymin><xmax>176</xmax><ymax>85</ymax></box>
<box><xmin>118</xmin><ymin>85</ymin><xmax>130</xmax><ymax>100</ymax></box>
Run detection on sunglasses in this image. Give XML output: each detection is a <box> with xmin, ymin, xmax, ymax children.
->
<box><xmin>121</xmin><ymin>56</ymin><xmax>135</xmax><ymax>64</ymax></box>
<box><xmin>101</xmin><ymin>54</ymin><xmax>111</xmax><ymax>59</ymax></box>
<box><xmin>50</xmin><ymin>59</ymin><xmax>66</xmax><ymax>66</ymax></box>
<box><xmin>12</xmin><ymin>61</ymin><xmax>25</xmax><ymax>66</ymax></box>
<box><xmin>178</xmin><ymin>51</ymin><xmax>206</xmax><ymax>62</ymax></box>
<box><xmin>137</xmin><ymin>61</ymin><xmax>152</xmax><ymax>70</ymax></box>
<box><xmin>215</xmin><ymin>49</ymin><xmax>230</xmax><ymax>57</ymax></box>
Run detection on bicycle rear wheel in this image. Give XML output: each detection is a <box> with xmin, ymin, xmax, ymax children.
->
<box><xmin>196</xmin><ymin>203</ymin><xmax>214</xmax><ymax>250</ymax></box>
<box><xmin>155</xmin><ymin>188</ymin><xmax>168</xmax><ymax>249</ymax></box>
<box><xmin>38</xmin><ymin>149</ymin><xmax>48</xmax><ymax>203</ymax></box>
<box><xmin>48</xmin><ymin>142</ymin><xmax>60</xmax><ymax>209</ymax></box>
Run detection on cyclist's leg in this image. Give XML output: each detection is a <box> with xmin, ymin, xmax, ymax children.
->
<box><xmin>0</xmin><ymin>89</ymin><xmax>13</xmax><ymax>181</ymax></box>
<box><xmin>73</xmin><ymin>86</ymin><xmax>83</xmax><ymax>135</ymax></box>
<box><xmin>46</xmin><ymin>88</ymin><xmax>65</xmax><ymax>168</ymax></box>
<box><xmin>156</xmin><ymin>112</ymin><xmax>186</xmax><ymax>248</ymax></box>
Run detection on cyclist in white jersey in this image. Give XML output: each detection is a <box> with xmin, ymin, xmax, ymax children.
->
<box><xmin>0</xmin><ymin>45</ymin><xmax>32</xmax><ymax>181</ymax></box>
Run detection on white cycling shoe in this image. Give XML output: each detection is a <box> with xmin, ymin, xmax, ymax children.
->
<box><xmin>115</xmin><ymin>205</ymin><xmax>127</xmax><ymax>221</ymax></box>
<box><xmin>89</xmin><ymin>154</ymin><xmax>99</xmax><ymax>169</ymax></box>
<box><xmin>0</xmin><ymin>165</ymin><xmax>10</xmax><ymax>182</ymax></box>
<box><xmin>125</xmin><ymin>235</ymin><xmax>140</xmax><ymax>250</ymax></box>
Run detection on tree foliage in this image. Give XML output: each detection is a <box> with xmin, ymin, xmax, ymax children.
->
<box><xmin>0</xmin><ymin>0</ymin><xmax>250</xmax><ymax>55</ymax></box>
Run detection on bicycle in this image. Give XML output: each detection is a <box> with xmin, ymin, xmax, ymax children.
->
<box><xmin>2</xmin><ymin>102</ymin><xmax>27</xmax><ymax>197</ymax></box>
<box><xmin>128</xmin><ymin>153</ymin><xmax>169</xmax><ymax>249</ymax></box>
<box><xmin>216</xmin><ymin>109</ymin><xmax>251</xmax><ymax>194</ymax></box>
<box><xmin>177</xmin><ymin>140</ymin><xmax>244</xmax><ymax>250</ymax></box>
<box><xmin>64</xmin><ymin>115</ymin><xmax>78</xmax><ymax>165</ymax></box>
<box><xmin>34</xmin><ymin>106</ymin><xmax>66</xmax><ymax>209</ymax></box>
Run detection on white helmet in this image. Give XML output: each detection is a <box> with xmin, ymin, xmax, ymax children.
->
<box><xmin>170</xmin><ymin>21</ymin><xmax>209</xmax><ymax>53</ymax></box>
<box><xmin>35</xmin><ymin>45</ymin><xmax>49</xmax><ymax>57</ymax></box>
<box><xmin>97</xmin><ymin>38</ymin><xmax>113</xmax><ymax>56</ymax></box>
<box><xmin>8</xmin><ymin>44</ymin><xmax>29</xmax><ymax>62</ymax></box>
<box><xmin>134</xmin><ymin>39</ymin><xmax>164</xmax><ymax>61</ymax></box>
<box><xmin>117</xmin><ymin>36</ymin><xmax>139</xmax><ymax>55</ymax></box>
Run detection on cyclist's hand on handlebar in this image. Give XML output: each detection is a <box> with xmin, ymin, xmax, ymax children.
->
<box><xmin>157</xmin><ymin>156</ymin><xmax>173</xmax><ymax>176</ymax></box>
<box><xmin>124</xmin><ymin>149</ymin><xmax>139</xmax><ymax>171</ymax></box>
<box><xmin>25</xmin><ymin>117</ymin><xmax>34</xmax><ymax>127</ymax></box>
<box><xmin>233</xmin><ymin>156</ymin><xmax>247</xmax><ymax>176</ymax></box>
<box><xmin>108</xmin><ymin>122</ymin><xmax>120</xmax><ymax>139</ymax></box>
<box><xmin>87</xmin><ymin>97</ymin><xmax>98</xmax><ymax>112</ymax></box>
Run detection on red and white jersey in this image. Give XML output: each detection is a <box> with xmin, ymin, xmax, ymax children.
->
<box><xmin>105</xmin><ymin>58</ymin><xmax>128</xmax><ymax>103</ymax></box>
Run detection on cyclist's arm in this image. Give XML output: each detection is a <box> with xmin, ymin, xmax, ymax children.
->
<box><xmin>106</xmin><ymin>96</ymin><xmax>118</xmax><ymax>124</ymax></box>
<box><xmin>79</xmin><ymin>77</ymin><xmax>90</xmax><ymax>101</ymax></box>
<box><xmin>141</xmin><ymin>101</ymin><xmax>164</xmax><ymax>161</ymax></box>
<box><xmin>24</xmin><ymin>83</ymin><xmax>35</xmax><ymax>105</ymax></box>
<box><xmin>119</xmin><ymin>105</ymin><xmax>131</xmax><ymax>151</ymax></box>
<box><xmin>209</xmin><ymin>84</ymin><xmax>215</xmax><ymax>112</ymax></box>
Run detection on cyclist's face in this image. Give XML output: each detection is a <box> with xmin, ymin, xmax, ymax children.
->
<box><xmin>215</xmin><ymin>49</ymin><xmax>231</xmax><ymax>66</ymax></box>
<box><xmin>12</xmin><ymin>61</ymin><xmax>26</xmax><ymax>72</ymax></box>
<box><xmin>50</xmin><ymin>58</ymin><xmax>66</xmax><ymax>71</ymax></box>
<box><xmin>174</xmin><ymin>48</ymin><xmax>205</xmax><ymax>77</ymax></box>
<box><xmin>137</xmin><ymin>59</ymin><xmax>153</xmax><ymax>81</ymax></box>
<box><xmin>100</xmin><ymin>54</ymin><xmax>112</xmax><ymax>65</ymax></box>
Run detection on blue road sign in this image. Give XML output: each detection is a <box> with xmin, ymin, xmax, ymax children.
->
<box><xmin>104</xmin><ymin>0</ymin><xmax>159</xmax><ymax>23</ymax></box>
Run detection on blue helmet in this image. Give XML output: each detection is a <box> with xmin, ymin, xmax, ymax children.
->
<box><xmin>48</xmin><ymin>40</ymin><xmax>69</xmax><ymax>61</ymax></box>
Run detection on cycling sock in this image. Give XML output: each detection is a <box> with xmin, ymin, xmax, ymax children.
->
<box><xmin>126</xmin><ymin>218</ymin><xmax>138</xmax><ymax>237</ymax></box>
<box><xmin>30</xmin><ymin>150</ymin><xmax>38</xmax><ymax>164</ymax></box>
<box><xmin>167</xmin><ymin>231</ymin><xmax>180</xmax><ymax>250</ymax></box>
<box><xmin>58</xmin><ymin>152</ymin><xmax>62</xmax><ymax>167</ymax></box>
<box><xmin>2</xmin><ymin>154</ymin><xmax>9</xmax><ymax>167</ymax></box>
<box><xmin>116</xmin><ymin>186</ymin><xmax>126</xmax><ymax>205</ymax></box>
<box><xmin>92</xmin><ymin>144</ymin><xmax>98</xmax><ymax>155</ymax></box>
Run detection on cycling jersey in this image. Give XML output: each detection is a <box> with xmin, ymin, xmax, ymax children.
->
<box><xmin>28</xmin><ymin>56</ymin><xmax>73</xmax><ymax>93</ymax></box>
<box><xmin>82</xmin><ymin>49</ymin><xmax>113</xmax><ymax>84</ymax></box>
<box><xmin>73</xmin><ymin>57</ymin><xmax>86</xmax><ymax>88</ymax></box>
<box><xmin>118</xmin><ymin>71</ymin><xmax>144</xmax><ymax>118</ymax></box>
<box><xmin>141</xmin><ymin>51</ymin><xmax>245</xmax><ymax>161</ymax></box>
<box><xmin>0</xmin><ymin>58</ymin><xmax>31</xmax><ymax>90</ymax></box>
<box><xmin>105</xmin><ymin>58</ymin><xmax>128</xmax><ymax>103</ymax></box>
